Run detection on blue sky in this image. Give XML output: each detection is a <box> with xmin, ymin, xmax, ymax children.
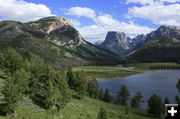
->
<box><xmin>0</xmin><ymin>0</ymin><xmax>179</xmax><ymax>43</ymax></box>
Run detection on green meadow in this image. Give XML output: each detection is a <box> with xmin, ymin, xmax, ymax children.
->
<box><xmin>0</xmin><ymin>96</ymin><xmax>160</xmax><ymax>119</ymax></box>
<box><xmin>73</xmin><ymin>62</ymin><xmax>180</xmax><ymax>79</ymax></box>
<box><xmin>73</xmin><ymin>66</ymin><xmax>140</xmax><ymax>79</ymax></box>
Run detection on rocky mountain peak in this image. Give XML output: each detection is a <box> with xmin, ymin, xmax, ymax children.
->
<box><xmin>145</xmin><ymin>25</ymin><xmax>180</xmax><ymax>41</ymax></box>
<box><xmin>103</xmin><ymin>31</ymin><xmax>130</xmax><ymax>45</ymax></box>
<box><xmin>100</xmin><ymin>31</ymin><xmax>131</xmax><ymax>56</ymax></box>
<box><xmin>27</xmin><ymin>16</ymin><xmax>73</xmax><ymax>34</ymax></box>
<box><xmin>24</xmin><ymin>16</ymin><xmax>86</xmax><ymax>46</ymax></box>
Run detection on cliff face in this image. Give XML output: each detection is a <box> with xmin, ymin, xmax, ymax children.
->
<box><xmin>101</xmin><ymin>31</ymin><xmax>131</xmax><ymax>56</ymax></box>
<box><xmin>98</xmin><ymin>25</ymin><xmax>180</xmax><ymax>58</ymax></box>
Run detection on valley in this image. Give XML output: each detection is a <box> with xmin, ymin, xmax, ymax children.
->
<box><xmin>0</xmin><ymin>16</ymin><xmax>179</xmax><ymax>119</ymax></box>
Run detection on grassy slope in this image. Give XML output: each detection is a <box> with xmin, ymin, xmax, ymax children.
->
<box><xmin>0</xmin><ymin>76</ymin><xmax>158</xmax><ymax>119</ymax></box>
<box><xmin>73</xmin><ymin>66</ymin><xmax>140</xmax><ymax>79</ymax></box>
<box><xmin>1</xmin><ymin>64</ymin><xmax>171</xmax><ymax>119</ymax></box>
<box><xmin>0</xmin><ymin>96</ymin><xmax>158</xmax><ymax>119</ymax></box>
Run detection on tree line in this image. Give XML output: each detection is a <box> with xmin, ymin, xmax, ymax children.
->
<box><xmin>150</xmin><ymin>65</ymin><xmax>180</xmax><ymax>69</ymax></box>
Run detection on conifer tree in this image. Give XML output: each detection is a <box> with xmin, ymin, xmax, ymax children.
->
<box><xmin>13</xmin><ymin>69</ymin><xmax>29</xmax><ymax>93</ymax></box>
<box><xmin>164</xmin><ymin>97</ymin><xmax>170</xmax><ymax>104</ymax></box>
<box><xmin>2</xmin><ymin>76</ymin><xmax>21</xmax><ymax>117</ymax></box>
<box><xmin>147</xmin><ymin>94</ymin><xmax>163</xmax><ymax>117</ymax></box>
<box><xmin>176</xmin><ymin>79</ymin><xmax>180</xmax><ymax>93</ymax></box>
<box><xmin>103</xmin><ymin>88</ymin><xmax>112</xmax><ymax>103</ymax></box>
<box><xmin>74</xmin><ymin>72</ymin><xmax>86</xmax><ymax>99</ymax></box>
<box><xmin>0</xmin><ymin>48</ymin><xmax>23</xmax><ymax>74</ymax></box>
<box><xmin>99</xmin><ymin>88</ymin><xmax>104</xmax><ymax>100</ymax></box>
<box><xmin>116</xmin><ymin>85</ymin><xmax>130</xmax><ymax>105</ymax></box>
<box><xmin>131</xmin><ymin>91</ymin><xmax>144</xmax><ymax>108</ymax></box>
<box><xmin>87</xmin><ymin>78</ymin><xmax>100</xmax><ymax>99</ymax></box>
<box><xmin>66</xmin><ymin>67</ymin><xmax>74</xmax><ymax>88</ymax></box>
<box><xmin>175</xmin><ymin>95</ymin><xmax>180</xmax><ymax>104</ymax></box>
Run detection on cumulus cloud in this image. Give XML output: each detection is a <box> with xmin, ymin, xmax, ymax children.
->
<box><xmin>0</xmin><ymin>0</ymin><xmax>53</xmax><ymax>22</ymax></box>
<box><xmin>128</xmin><ymin>1</ymin><xmax>180</xmax><ymax>26</ymax></box>
<box><xmin>65</xmin><ymin>7</ymin><xmax>154</xmax><ymax>43</ymax></box>
<box><xmin>65</xmin><ymin>7</ymin><xmax>96</xmax><ymax>18</ymax></box>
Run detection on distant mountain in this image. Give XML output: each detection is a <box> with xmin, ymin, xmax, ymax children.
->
<box><xmin>94</xmin><ymin>40</ymin><xmax>103</xmax><ymax>47</ymax></box>
<box><xmin>97</xmin><ymin>25</ymin><xmax>180</xmax><ymax>62</ymax></box>
<box><xmin>128</xmin><ymin>25</ymin><xmax>180</xmax><ymax>62</ymax></box>
<box><xmin>0</xmin><ymin>16</ymin><xmax>116</xmax><ymax>68</ymax></box>
<box><xmin>100</xmin><ymin>31</ymin><xmax>131</xmax><ymax>57</ymax></box>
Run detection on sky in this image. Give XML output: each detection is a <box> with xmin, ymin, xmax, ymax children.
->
<box><xmin>0</xmin><ymin>0</ymin><xmax>179</xmax><ymax>43</ymax></box>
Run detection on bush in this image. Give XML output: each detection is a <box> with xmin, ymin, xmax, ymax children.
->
<box><xmin>97</xmin><ymin>107</ymin><xmax>107</xmax><ymax>119</ymax></box>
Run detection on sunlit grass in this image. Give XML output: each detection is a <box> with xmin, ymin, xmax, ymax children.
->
<box><xmin>73</xmin><ymin>66</ymin><xmax>140</xmax><ymax>79</ymax></box>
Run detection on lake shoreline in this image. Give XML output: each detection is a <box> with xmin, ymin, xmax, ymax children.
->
<box><xmin>97</xmin><ymin>69</ymin><xmax>180</xmax><ymax>80</ymax></box>
<box><xmin>73</xmin><ymin>63</ymin><xmax>180</xmax><ymax>79</ymax></box>
<box><xmin>98</xmin><ymin>70</ymin><xmax>180</xmax><ymax>109</ymax></box>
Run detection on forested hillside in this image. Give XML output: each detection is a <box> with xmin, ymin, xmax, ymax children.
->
<box><xmin>0</xmin><ymin>17</ymin><xmax>117</xmax><ymax>69</ymax></box>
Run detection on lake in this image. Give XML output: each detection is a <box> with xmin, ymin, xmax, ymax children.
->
<box><xmin>98</xmin><ymin>70</ymin><xmax>180</xmax><ymax>109</ymax></box>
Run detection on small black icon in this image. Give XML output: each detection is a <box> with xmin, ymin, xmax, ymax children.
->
<box><xmin>165</xmin><ymin>104</ymin><xmax>180</xmax><ymax>119</ymax></box>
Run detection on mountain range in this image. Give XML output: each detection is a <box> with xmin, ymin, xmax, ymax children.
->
<box><xmin>0</xmin><ymin>16</ymin><xmax>180</xmax><ymax>66</ymax></box>
<box><xmin>0</xmin><ymin>16</ymin><xmax>117</xmax><ymax>68</ymax></box>
<box><xmin>97</xmin><ymin>25</ymin><xmax>180</xmax><ymax>62</ymax></box>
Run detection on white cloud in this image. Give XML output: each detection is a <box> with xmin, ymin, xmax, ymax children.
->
<box><xmin>0</xmin><ymin>0</ymin><xmax>53</xmax><ymax>22</ymax></box>
<box><xmin>128</xmin><ymin>3</ymin><xmax>180</xmax><ymax>26</ymax></box>
<box><xmin>69</xmin><ymin>19</ymin><xmax>81</xmax><ymax>27</ymax></box>
<box><xmin>65</xmin><ymin>7</ymin><xmax>154</xmax><ymax>43</ymax></box>
<box><xmin>77</xmin><ymin>20</ymin><xmax>154</xmax><ymax>42</ymax></box>
<box><xmin>126</xmin><ymin>0</ymin><xmax>154</xmax><ymax>5</ymax></box>
<box><xmin>159</xmin><ymin>0</ymin><xmax>180</xmax><ymax>3</ymax></box>
<box><xmin>126</xmin><ymin>0</ymin><xmax>180</xmax><ymax>5</ymax></box>
<box><xmin>65</xmin><ymin>7</ymin><xmax>96</xmax><ymax>18</ymax></box>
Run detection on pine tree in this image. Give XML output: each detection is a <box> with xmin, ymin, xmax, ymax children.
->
<box><xmin>176</xmin><ymin>79</ymin><xmax>180</xmax><ymax>93</ymax></box>
<box><xmin>66</xmin><ymin>67</ymin><xmax>74</xmax><ymax>89</ymax></box>
<box><xmin>116</xmin><ymin>85</ymin><xmax>130</xmax><ymax>105</ymax></box>
<box><xmin>175</xmin><ymin>79</ymin><xmax>180</xmax><ymax>104</ymax></box>
<box><xmin>43</xmin><ymin>71</ymin><xmax>71</xmax><ymax>110</ymax></box>
<box><xmin>135</xmin><ymin>91</ymin><xmax>144</xmax><ymax>108</ymax></box>
<box><xmin>1</xmin><ymin>76</ymin><xmax>21</xmax><ymax>117</ymax></box>
<box><xmin>0</xmin><ymin>48</ymin><xmax>23</xmax><ymax>74</ymax></box>
<box><xmin>99</xmin><ymin>88</ymin><xmax>104</xmax><ymax>100</ymax></box>
<box><xmin>30</xmin><ymin>65</ymin><xmax>71</xmax><ymax>109</ymax></box>
<box><xmin>103</xmin><ymin>88</ymin><xmax>112</xmax><ymax>103</ymax></box>
<box><xmin>75</xmin><ymin>72</ymin><xmax>87</xmax><ymax>99</ymax></box>
<box><xmin>147</xmin><ymin>94</ymin><xmax>163</xmax><ymax>117</ymax></box>
<box><xmin>131</xmin><ymin>96</ymin><xmax>138</xmax><ymax>108</ymax></box>
<box><xmin>87</xmin><ymin>78</ymin><xmax>100</xmax><ymax>99</ymax></box>
<box><xmin>175</xmin><ymin>95</ymin><xmax>180</xmax><ymax>104</ymax></box>
<box><xmin>13</xmin><ymin>70</ymin><xmax>29</xmax><ymax>94</ymax></box>
<box><xmin>164</xmin><ymin>97</ymin><xmax>170</xmax><ymax>104</ymax></box>
<box><xmin>97</xmin><ymin>107</ymin><xmax>107</xmax><ymax>119</ymax></box>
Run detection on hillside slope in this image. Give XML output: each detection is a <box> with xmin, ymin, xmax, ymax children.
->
<box><xmin>0</xmin><ymin>95</ymin><xmax>156</xmax><ymax>119</ymax></box>
<box><xmin>128</xmin><ymin>37</ymin><xmax>180</xmax><ymax>62</ymax></box>
<box><xmin>0</xmin><ymin>16</ymin><xmax>116</xmax><ymax>68</ymax></box>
